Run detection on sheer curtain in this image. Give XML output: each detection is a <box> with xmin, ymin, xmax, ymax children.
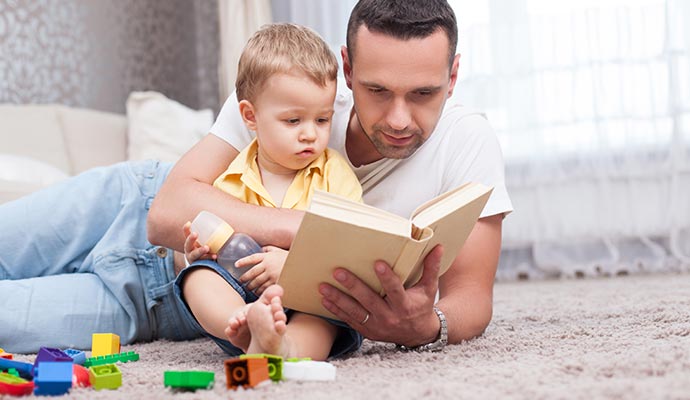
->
<box><xmin>218</xmin><ymin>0</ymin><xmax>272</xmax><ymax>103</ymax></box>
<box><xmin>271</xmin><ymin>0</ymin><xmax>357</xmax><ymax>63</ymax></box>
<box><xmin>449</xmin><ymin>0</ymin><xmax>690</xmax><ymax>279</ymax></box>
<box><xmin>269</xmin><ymin>0</ymin><xmax>690</xmax><ymax>280</ymax></box>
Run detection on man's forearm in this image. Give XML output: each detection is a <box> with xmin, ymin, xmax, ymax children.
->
<box><xmin>437</xmin><ymin>284</ymin><xmax>493</xmax><ymax>344</ymax></box>
<box><xmin>148</xmin><ymin>176</ymin><xmax>301</xmax><ymax>251</ymax></box>
<box><xmin>147</xmin><ymin>134</ymin><xmax>302</xmax><ymax>252</ymax></box>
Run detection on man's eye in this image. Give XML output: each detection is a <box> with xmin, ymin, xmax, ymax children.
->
<box><xmin>416</xmin><ymin>90</ymin><xmax>432</xmax><ymax>96</ymax></box>
<box><xmin>368</xmin><ymin>87</ymin><xmax>384</xmax><ymax>94</ymax></box>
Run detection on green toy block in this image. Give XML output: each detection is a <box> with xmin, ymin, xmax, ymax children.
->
<box><xmin>286</xmin><ymin>357</ymin><xmax>312</xmax><ymax>362</ymax></box>
<box><xmin>7</xmin><ymin>368</ymin><xmax>19</xmax><ymax>377</ymax></box>
<box><xmin>84</xmin><ymin>351</ymin><xmax>140</xmax><ymax>367</ymax></box>
<box><xmin>163</xmin><ymin>371</ymin><xmax>214</xmax><ymax>390</ymax></box>
<box><xmin>88</xmin><ymin>364</ymin><xmax>122</xmax><ymax>390</ymax></box>
<box><xmin>240</xmin><ymin>354</ymin><xmax>283</xmax><ymax>381</ymax></box>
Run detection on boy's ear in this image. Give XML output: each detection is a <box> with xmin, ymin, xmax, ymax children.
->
<box><xmin>239</xmin><ymin>100</ymin><xmax>258</xmax><ymax>131</ymax></box>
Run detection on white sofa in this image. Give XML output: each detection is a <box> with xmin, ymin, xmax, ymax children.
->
<box><xmin>0</xmin><ymin>104</ymin><xmax>128</xmax><ymax>204</ymax></box>
<box><xmin>0</xmin><ymin>95</ymin><xmax>213</xmax><ymax>204</ymax></box>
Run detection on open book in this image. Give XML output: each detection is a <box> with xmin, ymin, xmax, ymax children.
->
<box><xmin>277</xmin><ymin>182</ymin><xmax>493</xmax><ymax>320</ymax></box>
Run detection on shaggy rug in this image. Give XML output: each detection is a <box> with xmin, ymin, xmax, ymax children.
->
<box><xmin>8</xmin><ymin>273</ymin><xmax>690</xmax><ymax>399</ymax></box>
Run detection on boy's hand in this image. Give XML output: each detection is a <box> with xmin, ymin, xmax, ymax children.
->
<box><xmin>238</xmin><ymin>246</ymin><xmax>288</xmax><ymax>295</ymax></box>
<box><xmin>183</xmin><ymin>221</ymin><xmax>217</xmax><ymax>264</ymax></box>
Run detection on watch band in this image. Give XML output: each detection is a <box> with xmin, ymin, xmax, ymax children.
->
<box><xmin>397</xmin><ymin>306</ymin><xmax>448</xmax><ymax>352</ymax></box>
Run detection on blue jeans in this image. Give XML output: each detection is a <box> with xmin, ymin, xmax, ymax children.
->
<box><xmin>0</xmin><ymin>160</ymin><xmax>200</xmax><ymax>353</ymax></box>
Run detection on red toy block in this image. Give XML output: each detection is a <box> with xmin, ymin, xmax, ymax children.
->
<box><xmin>224</xmin><ymin>357</ymin><xmax>270</xmax><ymax>390</ymax></box>
<box><xmin>0</xmin><ymin>372</ymin><xmax>34</xmax><ymax>396</ymax></box>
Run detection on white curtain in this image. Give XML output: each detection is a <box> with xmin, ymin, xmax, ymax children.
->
<box><xmin>449</xmin><ymin>0</ymin><xmax>690</xmax><ymax>279</ymax></box>
<box><xmin>218</xmin><ymin>0</ymin><xmax>272</xmax><ymax>103</ymax></box>
<box><xmin>268</xmin><ymin>0</ymin><xmax>690</xmax><ymax>280</ymax></box>
<box><xmin>270</xmin><ymin>0</ymin><xmax>357</xmax><ymax>66</ymax></box>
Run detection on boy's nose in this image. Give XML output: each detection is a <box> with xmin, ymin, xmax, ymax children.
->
<box><xmin>300</xmin><ymin>124</ymin><xmax>318</xmax><ymax>141</ymax></box>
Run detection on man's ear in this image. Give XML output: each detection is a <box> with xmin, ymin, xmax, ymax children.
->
<box><xmin>341</xmin><ymin>46</ymin><xmax>353</xmax><ymax>89</ymax></box>
<box><xmin>239</xmin><ymin>100</ymin><xmax>258</xmax><ymax>131</ymax></box>
<box><xmin>447</xmin><ymin>54</ymin><xmax>461</xmax><ymax>98</ymax></box>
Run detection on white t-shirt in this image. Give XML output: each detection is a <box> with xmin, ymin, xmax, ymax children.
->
<box><xmin>210</xmin><ymin>80</ymin><xmax>513</xmax><ymax>219</ymax></box>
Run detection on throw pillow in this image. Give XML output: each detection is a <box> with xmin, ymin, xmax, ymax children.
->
<box><xmin>126</xmin><ymin>91</ymin><xmax>214</xmax><ymax>163</ymax></box>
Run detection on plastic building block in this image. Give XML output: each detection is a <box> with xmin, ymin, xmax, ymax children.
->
<box><xmin>6</xmin><ymin>369</ymin><xmax>19</xmax><ymax>377</ymax></box>
<box><xmin>84</xmin><ymin>350</ymin><xmax>139</xmax><ymax>367</ymax></box>
<box><xmin>91</xmin><ymin>333</ymin><xmax>121</xmax><ymax>357</ymax></box>
<box><xmin>72</xmin><ymin>364</ymin><xmax>91</xmax><ymax>388</ymax></box>
<box><xmin>164</xmin><ymin>371</ymin><xmax>214</xmax><ymax>390</ymax></box>
<box><xmin>241</xmin><ymin>354</ymin><xmax>283</xmax><ymax>381</ymax></box>
<box><xmin>0</xmin><ymin>350</ymin><xmax>12</xmax><ymax>360</ymax></box>
<box><xmin>88</xmin><ymin>364</ymin><xmax>122</xmax><ymax>390</ymax></box>
<box><xmin>224</xmin><ymin>357</ymin><xmax>270</xmax><ymax>390</ymax></box>
<box><xmin>0</xmin><ymin>358</ymin><xmax>34</xmax><ymax>381</ymax></box>
<box><xmin>282</xmin><ymin>360</ymin><xmax>336</xmax><ymax>381</ymax></box>
<box><xmin>63</xmin><ymin>349</ymin><xmax>86</xmax><ymax>365</ymax></box>
<box><xmin>34</xmin><ymin>361</ymin><xmax>73</xmax><ymax>396</ymax></box>
<box><xmin>34</xmin><ymin>347</ymin><xmax>72</xmax><ymax>369</ymax></box>
<box><xmin>0</xmin><ymin>372</ymin><xmax>34</xmax><ymax>396</ymax></box>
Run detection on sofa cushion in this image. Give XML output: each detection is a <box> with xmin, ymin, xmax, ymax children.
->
<box><xmin>58</xmin><ymin>106</ymin><xmax>127</xmax><ymax>174</ymax></box>
<box><xmin>126</xmin><ymin>91</ymin><xmax>213</xmax><ymax>163</ymax></box>
<box><xmin>0</xmin><ymin>105</ymin><xmax>72</xmax><ymax>173</ymax></box>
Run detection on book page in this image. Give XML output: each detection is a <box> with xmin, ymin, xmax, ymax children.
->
<box><xmin>411</xmin><ymin>182</ymin><xmax>492</xmax><ymax>229</ymax></box>
<box><xmin>310</xmin><ymin>190</ymin><xmax>412</xmax><ymax>237</ymax></box>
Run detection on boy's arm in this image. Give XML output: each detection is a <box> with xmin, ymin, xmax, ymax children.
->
<box><xmin>319</xmin><ymin>214</ymin><xmax>503</xmax><ymax>346</ymax></box>
<box><xmin>147</xmin><ymin>134</ymin><xmax>303</xmax><ymax>252</ymax></box>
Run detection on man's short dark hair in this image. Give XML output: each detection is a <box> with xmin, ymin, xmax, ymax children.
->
<box><xmin>346</xmin><ymin>0</ymin><xmax>458</xmax><ymax>69</ymax></box>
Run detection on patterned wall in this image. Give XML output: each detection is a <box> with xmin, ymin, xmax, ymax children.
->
<box><xmin>0</xmin><ymin>0</ymin><xmax>219</xmax><ymax>114</ymax></box>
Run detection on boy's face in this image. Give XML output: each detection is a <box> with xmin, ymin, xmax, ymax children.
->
<box><xmin>343</xmin><ymin>26</ymin><xmax>459</xmax><ymax>160</ymax></box>
<box><xmin>244</xmin><ymin>72</ymin><xmax>336</xmax><ymax>174</ymax></box>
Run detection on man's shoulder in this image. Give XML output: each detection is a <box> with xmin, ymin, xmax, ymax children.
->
<box><xmin>439</xmin><ymin>104</ymin><xmax>488</xmax><ymax>125</ymax></box>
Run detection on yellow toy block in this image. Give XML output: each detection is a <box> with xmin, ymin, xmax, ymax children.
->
<box><xmin>91</xmin><ymin>333</ymin><xmax>121</xmax><ymax>357</ymax></box>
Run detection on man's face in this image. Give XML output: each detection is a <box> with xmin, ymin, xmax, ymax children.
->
<box><xmin>343</xmin><ymin>26</ymin><xmax>459</xmax><ymax>160</ymax></box>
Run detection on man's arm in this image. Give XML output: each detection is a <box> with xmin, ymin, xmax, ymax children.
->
<box><xmin>147</xmin><ymin>134</ymin><xmax>302</xmax><ymax>252</ymax></box>
<box><xmin>318</xmin><ymin>213</ymin><xmax>503</xmax><ymax>346</ymax></box>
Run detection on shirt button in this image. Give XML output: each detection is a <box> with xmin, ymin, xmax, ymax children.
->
<box><xmin>156</xmin><ymin>247</ymin><xmax>168</xmax><ymax>258</ymax></box>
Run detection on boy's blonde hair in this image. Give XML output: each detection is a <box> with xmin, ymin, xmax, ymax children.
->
<box><xmin>235</xmin><ymin>23</ymin><xmax>338</xmax><ymax>103</ymax></box>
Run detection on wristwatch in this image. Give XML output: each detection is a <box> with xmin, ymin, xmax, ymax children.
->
<box><xmin>397</xmin><ymin>306</ymin><xmax>448</xmax><ymax>352</ymax></box>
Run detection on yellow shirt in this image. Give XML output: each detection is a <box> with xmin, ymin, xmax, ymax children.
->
<box><xmin>213</xmin><ymin>139</ymin><xmax>362</xmax><ymax>209</ymax></box>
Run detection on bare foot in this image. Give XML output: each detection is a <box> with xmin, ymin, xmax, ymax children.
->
<box><xmin>225</xmin><ymin>304</ymin><xmax>252</xmax><ymax>352</ymax></box>
<box><xmin>246</xmin><ymin>285</ymin><xmax>290</xmax><ymax>357</ymax></box>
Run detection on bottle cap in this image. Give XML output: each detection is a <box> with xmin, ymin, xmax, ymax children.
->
<box><xmin>190</xmin><ymin>211</ymin><xmax>235</xmax><ymax>253</ymax></box>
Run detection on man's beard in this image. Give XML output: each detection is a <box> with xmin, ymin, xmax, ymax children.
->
<box><xmin>367</xmin><ymin>126</ymin><xmax>426</xmax><ymax>159</ymax></box>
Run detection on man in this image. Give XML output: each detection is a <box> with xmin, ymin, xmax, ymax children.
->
<box><xmin>149</xmin><ymin>0</ymin><xmax>512</xmax><ymax>351</ymax></box>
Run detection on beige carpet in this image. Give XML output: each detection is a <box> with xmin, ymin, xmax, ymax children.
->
<box><xmin>9</xmin><ymin>273</ymin><xmax>690</xmax><ymax>399</ymax></box>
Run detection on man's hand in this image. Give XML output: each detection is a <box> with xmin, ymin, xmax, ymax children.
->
<box><xmin>319</xmin><ymin>245</ymin><xmax>444</xmax><ymax>347</ymax></box>
<box><xmin>238</xmin><ymin>246</ymin><xmax>288</xmax><ymax>295</ymax></box>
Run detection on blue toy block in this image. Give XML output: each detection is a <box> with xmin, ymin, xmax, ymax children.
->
<box><xmin>0</xmin><ymin>358</ymin><xmax>34</xmax><ymax>380</ymax></box>
<box><xmin>34</xmin><ymin>361</ymin><xmax>73</xmax><ymax>396</ymax></box>
<box><xmin>33</xmin><ymin>347</ymin><xmax>72</xmax><ymax>369</ymax></box>
<box><xmin>63</xmin><ymin>349</ymin><xmax>86</xmax><ymax>365</ymax></box>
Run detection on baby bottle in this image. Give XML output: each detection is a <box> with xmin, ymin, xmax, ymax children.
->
<box><xmin>190</xmin><ymin>210</ymin><xmax>262</xmax><ymax>281</ymax></box>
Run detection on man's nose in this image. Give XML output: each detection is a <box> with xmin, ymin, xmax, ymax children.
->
<box><xmin>385</xmin><ymin>98</ymin><xmax>411</xmax><ymax>131</ymax></box>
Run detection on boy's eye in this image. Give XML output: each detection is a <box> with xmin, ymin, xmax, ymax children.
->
<box><xmin>285</xmin><ymin>118</ymin><xmax>300</xmax><ymax>124</ymax></box>
<box><xmin>317</xmin><ymin>117</ymin><xmax>330</xmax><ymax>124</ymax></box>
